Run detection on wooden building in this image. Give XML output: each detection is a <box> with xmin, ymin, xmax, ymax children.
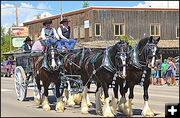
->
<box><xmin>23</xmin><ymin>7</ymin><xmax>179</xmax><ymax>59</ymax></box>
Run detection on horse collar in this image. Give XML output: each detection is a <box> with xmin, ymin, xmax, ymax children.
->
<box><xmin>100</xmin><ymin>48</ymin><xmax>116</xmax><ymax>72</ymax></box>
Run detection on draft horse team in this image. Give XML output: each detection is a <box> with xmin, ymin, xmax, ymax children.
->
<box><xmin>21</xmin><ymin>19</ymin><xmax>161</xmax><ymax>117</ymax></box>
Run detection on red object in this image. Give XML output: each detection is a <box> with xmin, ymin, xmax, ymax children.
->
<box><xmin>1</xmin><ymin>60</ymin><xmax>16</xmax><ymax>77</ymax></box>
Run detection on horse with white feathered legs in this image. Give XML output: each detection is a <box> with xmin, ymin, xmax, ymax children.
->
<box><xmin>33</xmin><ymin>42</ymin><xmax>65</xmax><ymax>112</ymax></box>
<box><xmin>80</xmin><ymin>39</ymin><xmax>131</xmax><ymax>116</ymax></box>
<box><xmin>61</xmin><ymin>47</ymin><xmax>103</xmax><ymax>111</ymax></box>
<box><xmin>114</xmin><ymin>36</ymin><xmax>161</xmax><ymax>117</ymax></box>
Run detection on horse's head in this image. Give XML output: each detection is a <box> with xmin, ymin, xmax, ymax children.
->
<box><xmin>114</xmin><ymin>40</ymin><xmax>131</xmax><ymax>78</ymax></box>
<box><xmin>138</xmin><ymin>36</ymin><xmax>160</xmax><ymax>69</ymax></box>
<box><xmin>46</xmin><ymin>43</ymin><xmax>61</xmax><ymax>71</ymax></box>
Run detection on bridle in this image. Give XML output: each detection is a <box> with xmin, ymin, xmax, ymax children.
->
<box><xmin>114</xmin><ymin>42</ymin><xmax>130</xmax><ymax>78</ymax></box>
<box><xmin>139</xmin><ymin>42</ymin><xmax>158</xmax><ymax>66</ymax></box>
<box><xmin>47</xmin><ymin>45</ymin><xmax>61</xmax><ymax>71</ymax></box>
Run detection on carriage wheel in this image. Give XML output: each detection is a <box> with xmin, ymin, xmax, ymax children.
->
<box><xmin>14</xmin><ymin>66</ymin><xmax>27</xmax><ymax>101</ymax></box>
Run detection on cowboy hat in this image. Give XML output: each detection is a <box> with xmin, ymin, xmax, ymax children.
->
<box><xmin>43</xmin><ymin>20</ymin><xmax>52</xmax><ymax>26</ymax></box>
<box><xmin>24</xmin><ymin>36</ymin><xmax>33</xmax><ymax>42</ymax></box>
<box><xmin>60</xmin><ymin>18</ymin><xmax>70</xmax><ymax>24</ymax></box>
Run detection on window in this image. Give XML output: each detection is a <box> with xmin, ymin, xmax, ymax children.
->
<box><xmin>73</xmin><ymin>26</ymin><xmax>79</xmax><ymax>39</ymax></box>
<box><xmin>150</xmin><ymin>24</ymin><xmax>160</xmax><ymax>36</ymax></box>
<box><xmin>114</xmin><ymin>24</ymin><xmax>125</xmax><ymax>36</ymax></box>
<box><xmin>80</xmin><ymin>25</ymin><xmax>85</xmax><ymax>38</ymax></box>
<box><xmin>176</xmin><ymin>26</ymin><xmax>179</xmax><ymax>38</ymax></box>
<box><xmin>95</xmin><ymin>23</ymin><xmax>101</xmax><ymax>36</ymax></box>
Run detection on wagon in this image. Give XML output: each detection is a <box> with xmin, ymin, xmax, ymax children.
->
<box><xmin>13</xmin><ymin>51</ymin><xmax>85</xmax><ymax>101</ymax></box>
<box><xmin>13</xmin><ymin>52</ymin><xmax>44</xmax><ymax>101</ymax></box>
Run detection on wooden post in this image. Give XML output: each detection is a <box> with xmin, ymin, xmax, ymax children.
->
<box><xmin>60</xmin><ymin>1</ymin><xmax>62</xmax><ymax>20</ymax></box>
<box><xmin>15</xmin><ymin>2</ymin><xmax>18</xmax><ymax>26</ymax></box>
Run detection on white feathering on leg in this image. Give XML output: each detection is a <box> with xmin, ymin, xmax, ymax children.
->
<box><xmin>102</xmin><ymin>97</ymin><xmax>114</xmax><ymax>117</ymax></box>
<box><xmin>142</xmin><ymin>101</ymin><xmax>154</xmax><ymax>117</ymax></box>
<box><xmin>81</xmin><ymin>87</ymin><xmax>88</xmax><ymax>114</ymax></box>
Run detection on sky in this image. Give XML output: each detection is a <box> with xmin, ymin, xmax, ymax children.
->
<box><xmin>1</xmin><ymin>1</ymin><xmax>179</xmax><ymax>31</ymax></box>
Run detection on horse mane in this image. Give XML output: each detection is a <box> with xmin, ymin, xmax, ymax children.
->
<box><xmin>137</xmin><ymin>37</ymin><xmax>149</xmax><ymax>50</ymax></box>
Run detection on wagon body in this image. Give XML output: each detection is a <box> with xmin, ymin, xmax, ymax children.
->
<box><xmin>13</xmin><ymin>52</ymin><xmax>43</xmax><ymax>101</ymax></box>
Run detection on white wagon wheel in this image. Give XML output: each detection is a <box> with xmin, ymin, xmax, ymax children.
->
<box><xmin>14</xmin><ymin>66</ymin><xmax>27</xmax><ymax>101</ymax></box>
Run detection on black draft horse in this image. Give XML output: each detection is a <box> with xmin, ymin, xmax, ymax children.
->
<box><xmin>33</xmin><ymin>43</ymin><xmax>64</xmax><ymax>112</ymax></box>
<box><xmin>62</xmin><ymin>48</ymin><xmax>93</xmax><ymax>107</ymax></box>
<box><xmin>81</xmin><ymin>40</ymin><xmax>131</xmax><ymax>116</ymax></box>
<box><xmin>117</xmin><ymin>36</ymin><xmax>160</xmax><ymax>116</ymax></box>
<box><xmin>62</xmin><ymin>48</ymin><xmax>103</xmax><ymax>113</ymax></box>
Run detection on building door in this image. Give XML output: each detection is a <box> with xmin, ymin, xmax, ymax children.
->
<box><xmin>85</xmin><ymin>28</ymin><xmax>89</xmax><ymax>42</ymax></box>
<box><xmin>84</xmin><ymin>20</ymin><xmax>90</xmax><ymax>42</ymax></box>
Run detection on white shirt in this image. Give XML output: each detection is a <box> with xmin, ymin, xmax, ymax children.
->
<box><xmin>57</xmin><ymin>24</ymin><xmax>70</xmax><ymax>40</ymax></box>
<box><xmin>40</xmin><ymin>27</ymin><xmax>59</xmax><ymax>40</ymax></box>
<box><xmin>31</xmin><ymin>40</ymin><xmax>43</xmax><ymax>52</ymax></box>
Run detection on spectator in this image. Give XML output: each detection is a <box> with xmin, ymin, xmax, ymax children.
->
<box><xmin>172</xmin><ymin>58</ymin><xmax>177</xmax><ymax>85</ymax></box>
<box><xmin>167</xmin><ymin>57</ymin><xmax>177</xmax><ymax>86</ymax></box>
<box><xmin>151</xmin><ymin>68</ymin><xmax>157</xmax><ymax>85</ymax></box>
<box><xmin>155</xmin><ymin>59</ymin><xmax>162</xmax><ymax>85</ymax></box>
<box><xmin>161</xmin><ymin>59</ymin><xmax>168</xmax><ymax>84</ymax></box>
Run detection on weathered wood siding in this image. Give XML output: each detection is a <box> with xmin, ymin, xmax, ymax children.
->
<box><xmin>24</xmin><ymin>8</ymin><xmax>179</xmax><ymax>43</ymax></box>
<box><xmin>92</xmin><ymin>9</ymin><xmax>179</xmax><ymax>41</ymax></box>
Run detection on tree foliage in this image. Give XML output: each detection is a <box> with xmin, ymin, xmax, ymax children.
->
<box><xmin>82</xmin><ymin>1</ymin><xmax>89</xmax><ymax>8</ymax></box>
<box><xmin>36</xmin><ymin>14</ymin><xmax>41</xmax><ymax>19</ymax></box>
<box><xmin>1</xmin><ymin>25</ymin><xmax>18</xmax><ymax>61</ymax></box>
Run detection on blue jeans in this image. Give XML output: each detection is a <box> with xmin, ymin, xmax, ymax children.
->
<box><xmin>60</xmin><ymin>38</ymin><xmax>76</xmax><ymax>51</ymax></box>
<box><xmin>44</xmin><ymin>39</ymin><xmax>62</xmax><ymax>49</ymax></box>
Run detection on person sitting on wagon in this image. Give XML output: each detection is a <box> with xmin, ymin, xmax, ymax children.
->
<box><xmin>57</xmin><ymin>18</ymin><xmax>76</xmax><ymax>52</ymax></box>
<box><xmin>40</xmin><ymin>20</ymin><xmax>61</xmax><ymax>50</ymax></box>
<box><xmin>31</xmin><ymin>36</ymin><xmax>44</xmax><ymax>53</ymax></box>
<box><xmin>21</xmin><ymin>36</ymin><xmax>33</xmax><ymax>52</ymax></box>
<box><xmin>40</xmin><ymin>20</ymin><xmax>61</xmax><ymax>69</ymax></box>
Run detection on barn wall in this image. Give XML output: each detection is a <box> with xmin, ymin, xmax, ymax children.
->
<box><xmin>24</xmin><ymin>9</ymin><xmax>179</xmax><ymax>43</ymax></box>
<box><xmin>92</xmin><ymin>9</ymin><xmax>179</xmax><ymax>41</ymax></box>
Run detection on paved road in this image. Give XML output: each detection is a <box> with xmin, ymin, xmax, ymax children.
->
<box><xmin>1</xmin><ymin>77</ymin><xmax>179</xmax><ymax>117</ymax></box>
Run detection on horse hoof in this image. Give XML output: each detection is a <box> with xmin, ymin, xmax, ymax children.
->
<box><xmin>142</xmin><ymin>108</ymin><xmax>154</xmax><ymax>117</ymax></box>
<box><xmin>103</xmin><ymin>111</ymin><xmax>114</xmax><ymax>117</ymax></box>
<box><xmin>81</xmin><ymin>107</ymin><xmax>88</xmax><ymax>114</ymax></box>
<box><xmin>142</xmin><ymin>101</ymin><xmax>154</xmax><ymax>117</ymax></box>
<box><xmin>56</xmin><ymin>107</ymin><xmax>64</xmax><ymax>113</ymax></box>
<box><xmin>96</xmin><ymin>110</ymin><xmax>102</xmax><ymax>115</ymax></box>
<box><xmin>124</xmin><ymin>108</ymin><xmax>133</xmax><ymax>116</ymax></box>
<box><xmin>73</xmin><ymin>93</ymin><xmax>82</xmax><ymax>105</ymax></box>
<box><xmin>34</xmin><ymin>98</ymin><xmax>42</xmax><ymax>105</ymax></box>
<box><xmin>43</xmin><ymin>104</ymin><xmax>51</xmax><ymax>111</ymax></box>
<box><xmin>87</xmin><ymin>102</ymin><xmax>92</xmax><ymax>107</ymax></box>
<box><xmin>103</xmin><ymin>98</ymin><xmax>114</xmax><ymax>117</ymax></box>
<box><xmin>67</xmin><ymin>97</ymin><xmax>75</xmax><ymax>107</ymax></box>
<box><xmin>56</xmin><ymin>103</ymin><xmax>65</xmax><ymax>113</ymax></box>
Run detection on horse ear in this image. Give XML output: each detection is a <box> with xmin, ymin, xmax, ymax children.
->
<box><xmin>156</xmin><ymin>37</ymin><xmax>160</xmax><ymax>43</ymax></box>
<box><xmin>149</xmin><ymin>36</ymin><xmax>153</xmax><ymax>43</ymax></box>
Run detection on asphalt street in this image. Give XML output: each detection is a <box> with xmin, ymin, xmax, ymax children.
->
<box><xmin>1</xmin><ymin>77</ymin><xmax>179</xmax><ymax>117</ymax></box>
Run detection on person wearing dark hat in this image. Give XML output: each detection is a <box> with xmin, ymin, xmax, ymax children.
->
<box><xmin>57</xmin><ymin>18</ymin><xmax>76</xmax><ymax>51</ymax></box>
<box><xmin>21</xmin><ymin>36</ymin><xmax>33</xmax><ymax>52</ymax></box>
<box><xmin>40</xmin><ymin>20</ymin><xmax>61</xmax><ymax>49</ymax></box>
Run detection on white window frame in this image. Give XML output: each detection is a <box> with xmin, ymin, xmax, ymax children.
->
<box><xmin>114</xmin><ymin>23</ymin><xmax>125</xmax><ymax>36</ymax></box>
<box><xmin>95</xmin><ymin>23</ymin><xmax>101</xmax><ymax>36</ymax></box>
<box><xmin>150</xmin><ymin>24</ymin><xmax>161</xmax><ymax>36</ymax></box>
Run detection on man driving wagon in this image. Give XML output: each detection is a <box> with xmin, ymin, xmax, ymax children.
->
<box><xmin>40</xmin><ymin>19</ymin><xmax>76</xmax><ymax>52</ymax></box>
